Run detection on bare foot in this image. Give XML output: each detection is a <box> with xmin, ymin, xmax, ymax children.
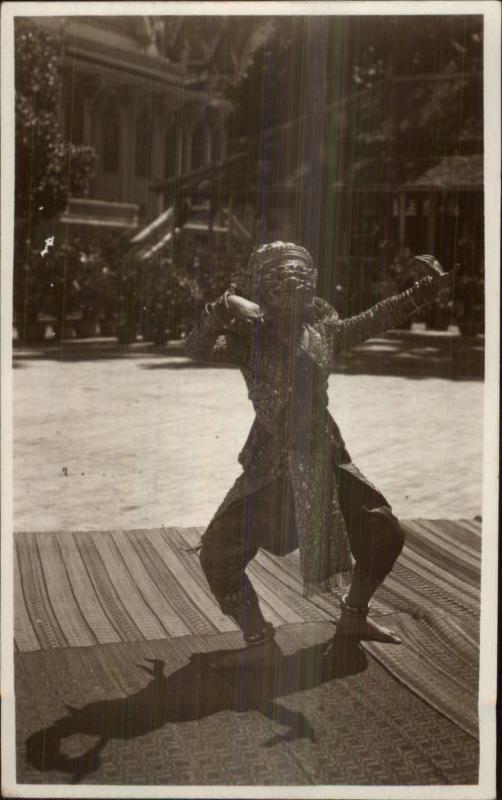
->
<box><xmin>209</xmin><ymin>638</ymin><xmax>277</xmax><ymax>670</ymax></box>
<box><xmin>336</xmin><ymin>613</ymin><xmax>402</xmax><ymax>644</ymax></box>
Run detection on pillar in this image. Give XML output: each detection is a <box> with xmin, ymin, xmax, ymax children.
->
<box><xmin>151</xmin><ymin>110</ymin><xmax>165</xmax><ymax>217</ymax></box>
<box><xmin>426</xmin><ymin>191</ymin><xmax>437</xmax><ymax>254</ymax></box>
<box><xmin>398</xmin><ymin>192</ymin><xmax>406</xmax><ymax>252</ymax></box>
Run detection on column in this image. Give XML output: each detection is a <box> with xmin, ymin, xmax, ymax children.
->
<box><xmin>426</xmin><ymin>191</ymin><xmax>437</xmax><ymax>254</ymax></box>
<box><xmin>119</xmin><ymin>86</ymin><xmax>136</xmax><ymax>202</ymax></box>
<box><xmin>398</xmin><ymin>192</ymin><xmax>406</xmax><ymax>252</ymax></box>
<box><xmin>182</xmin><ymin>119</ymin><xmax>192</xmax><ymax>173</ymax></box>
<box><xmin>151</xmin><ymin>110</ymin><xmax>165</xmax><ymax>216</ymax></box>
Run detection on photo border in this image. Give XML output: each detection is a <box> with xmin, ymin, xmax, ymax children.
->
<box><xmin>1</xmin><ymin>2</ymin><xmax>499</xmax><ymax>798</ymax></box>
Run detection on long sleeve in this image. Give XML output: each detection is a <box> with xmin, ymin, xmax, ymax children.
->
<box><xmin>184</xmin><ymin>295</ymin><xmax>249</xmax><ymax>366</ymax></box>
<box><xmin>329</xmin><ymin>276</ymin><xmax>437</xmax><ymax>355</ymax></box>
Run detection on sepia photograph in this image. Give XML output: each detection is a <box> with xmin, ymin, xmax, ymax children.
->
<box><xmin>1</xmin><ymin>1</ymin><xmax>499</xmax><ymax>797</ymax></box>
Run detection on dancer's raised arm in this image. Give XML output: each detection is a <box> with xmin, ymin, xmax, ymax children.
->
<box><xmin>327</xmin><ymin>256</ymin><xmax>451</xmax><ymax>355</ymax></box>
<box><xmin>185</xmin><ymin>290</ymin><xmax>260</xmax><ymax>365</ymax></box>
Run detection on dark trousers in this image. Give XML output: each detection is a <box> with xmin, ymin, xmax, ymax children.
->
<box><xmin>200</xmin><ymin>464</ymin><xmax>405</xmax><ymax>641</ymax></box>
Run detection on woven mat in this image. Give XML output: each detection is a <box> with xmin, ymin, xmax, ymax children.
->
<box><xmin>16</xmin><ymin>627</ymin><xmax>478</xmax><ymax>785</ymax></box>
<box><xmin>14</xmin><ymin>520</ymin><xmax>480</xmax><ymax>742</ymax></box>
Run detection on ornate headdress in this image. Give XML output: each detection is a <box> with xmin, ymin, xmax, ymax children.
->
<box><xmin>234</xmin><ymin>241</ymin><xmax>318</xmax><ymax>298</ymax></box>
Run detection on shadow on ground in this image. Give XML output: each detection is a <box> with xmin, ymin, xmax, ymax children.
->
<box><xmin>335</xmin><ymin>331</ymin><xmax>484</xmax><ymax>380</ymax></box>
<box><xmin>13</xmin><ymin>331</ymin><xmax>484</xmax><ymax>380</ymax></box>
<box><xmin>12</xmin><ymin>339</ymin><xmax>176</xmax><ymax>364</ymax></box>
<box><xmin>25</xmin><ymin>637</ymin><xmax>366</xmax><ymax>784</ymax></box>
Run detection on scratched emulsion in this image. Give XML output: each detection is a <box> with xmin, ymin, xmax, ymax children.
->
<box><xmin>40</xmin><ymin>236</ymin><xmax>55</xmax><ymax>259</ymax></box>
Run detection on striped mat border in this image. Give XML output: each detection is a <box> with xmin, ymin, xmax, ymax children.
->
<box><xmin>14</xmin><ymin>519</ymin><xmax>480</xmax><ymax>738</ymax></box>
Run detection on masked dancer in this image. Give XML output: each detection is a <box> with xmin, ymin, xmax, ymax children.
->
<box><xmin>186</xmin><ymin>243</ymin><xmax>450</xmax><ymax>664</ymax></box>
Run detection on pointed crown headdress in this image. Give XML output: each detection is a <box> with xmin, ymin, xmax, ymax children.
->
<box><xmin>233</xmin><ymin>241</ymin><xmax>317</xmax><ymax>298</ymax></box>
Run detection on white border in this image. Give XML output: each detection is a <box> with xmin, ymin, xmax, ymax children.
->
<box><xmin>0</xmin><ymin>0</ymin><xmax>496</xmax><ymax>16</ymax></box>
<box><xmin>478</xmin><ymin>3</ymin><xmax>501</xmax><ymax>796</ymax></box>
<box><xmin>1</xmin><ymin>3</ymin><xmax>17</xmax><ymax>799</ymax></box>
<box><xmin>1</xmin><ymin>2</ymin><xmax>500</xmax><ymax>799</ymax></box>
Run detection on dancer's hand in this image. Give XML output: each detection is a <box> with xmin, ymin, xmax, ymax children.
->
<box><xmin>227</xmin><ymin>294</ymin><xmax>264</xmax><ymax>324</ymax></box>
<box><xmin>412</xmin><ymin>254</ymin><xmax>453</xmax><ymax>288</ymax></box>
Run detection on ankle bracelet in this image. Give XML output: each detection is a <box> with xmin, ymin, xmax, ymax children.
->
<box><xmin>244</xmin><ymin>622</ymin><xmax>275</xmax><ymax>646</ymax></box>
<box><xmin>340</xmin><ymin>594</ymin><xmax>371</xmax><ymax>617</ymax></box>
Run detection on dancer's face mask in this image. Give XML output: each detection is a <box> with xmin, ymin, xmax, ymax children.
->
<box><xmin>239</xmin><ymin>242</ymin><xmax>318</xmax><ymax>313</ymax></box>
<box><xmin>260</xmin><ymin>260</ymin><xmax>316</xmax><ymax>311</ymax></box>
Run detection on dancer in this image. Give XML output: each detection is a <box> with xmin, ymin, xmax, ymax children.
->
<box><xmin>186</xmin><ymin>243</ymin><xmax>450</xmax><ymax>661</ymax></box>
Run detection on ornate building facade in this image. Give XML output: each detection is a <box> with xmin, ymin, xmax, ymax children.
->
<box><xmin>33</xmin><ymin>15</ymin><xmax>273</xmax><ymax>231</ymax></box>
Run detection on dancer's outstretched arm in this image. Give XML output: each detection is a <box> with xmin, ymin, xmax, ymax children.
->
<box><xmin>328</xmin><ymin>256</ymin><xmax>451</xmax><ymax>355</ymax></box>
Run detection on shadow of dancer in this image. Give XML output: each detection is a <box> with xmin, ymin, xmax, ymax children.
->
<box><xmin>25</xmin><ymin>636</ymin><xmax>368</xmax><ymax>783</ymax></box>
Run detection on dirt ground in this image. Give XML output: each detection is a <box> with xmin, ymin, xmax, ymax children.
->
<box><xmin>12</xmin><ymin>332</ymin><xmax>484</xmax><ymax>532</ymax></box>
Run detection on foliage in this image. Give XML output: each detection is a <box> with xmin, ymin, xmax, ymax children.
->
<box><xmin>224</xmin><ymin>15</ymin><xmax>483</xmax><ymax>307</ymax></box>
<box><xmin>227</xmin><ymin>19</ymin><xmax>305</xmax><ymax>148</ymax></box>
<box><xmin>15</xmin><ymin>20</ymin><xmax>96</xmax><ymax>222</ymax></box>
<box><xmin>351</xmin><ymin>15</ymin><xmax>482</xmax><ymax>88</ymax></box>
<box><xmin>229</xmin><ymin>15</ymin><xmax>482</xmax><ymax>135</ymax></box>
<box><xmin>14</xmin><ymin>20</ymin><xmax>97</xmax><ymax>339</ymax></box>
<box><xmin>13</xmin><ymin>232</ymin><xmax>128</xmax><ymax>342</ymax></box>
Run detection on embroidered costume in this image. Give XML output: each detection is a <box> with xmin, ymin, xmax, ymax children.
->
<box><xmin>186</xmin><ymin>242</ymin><xmax>438</xmax><ymax>645</ymax></box>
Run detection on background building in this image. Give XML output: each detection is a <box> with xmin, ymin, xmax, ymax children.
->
<box><xmin>33</xmin><ymin>16</ymin><xmax>274</xmax><ymax>231</ymax></box>
<box><xmin>14</xmin><ymin>14</ymin><xmax>484</xmax><ymax>342</ymax></box>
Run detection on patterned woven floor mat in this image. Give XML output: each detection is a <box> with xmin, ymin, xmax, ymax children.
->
<box><xmin>16</xmin><ymin>625</ymin><xmax>478</xmax><ymax>785</ymax></box>
<box><xmin>14</xmin><ymin>519</ymin><xmax>480</xmax><ymax>740</ymax></box>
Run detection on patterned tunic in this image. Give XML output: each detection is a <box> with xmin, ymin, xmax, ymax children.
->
<box><xmin>186</xmin><ymin>277</ymin><xmax>436</xmax><ymax>595</ymax></box>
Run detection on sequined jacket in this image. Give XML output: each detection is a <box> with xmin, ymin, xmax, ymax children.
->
<box><xmin>186</xmin><ymin>277</ymin><xmax>437</xmax><ymax>595</ymax></box>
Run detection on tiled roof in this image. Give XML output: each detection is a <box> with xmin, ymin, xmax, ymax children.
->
<box><xmin>412</xmin><ymin>155</ymin><xmax>483</xmax><ymax>189</ymax></box>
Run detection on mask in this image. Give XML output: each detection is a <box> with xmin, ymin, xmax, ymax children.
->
<box><xmin>236</xmin><ymin>242</ymin><xmax>318</xmax><ymax>308</ymax></box>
